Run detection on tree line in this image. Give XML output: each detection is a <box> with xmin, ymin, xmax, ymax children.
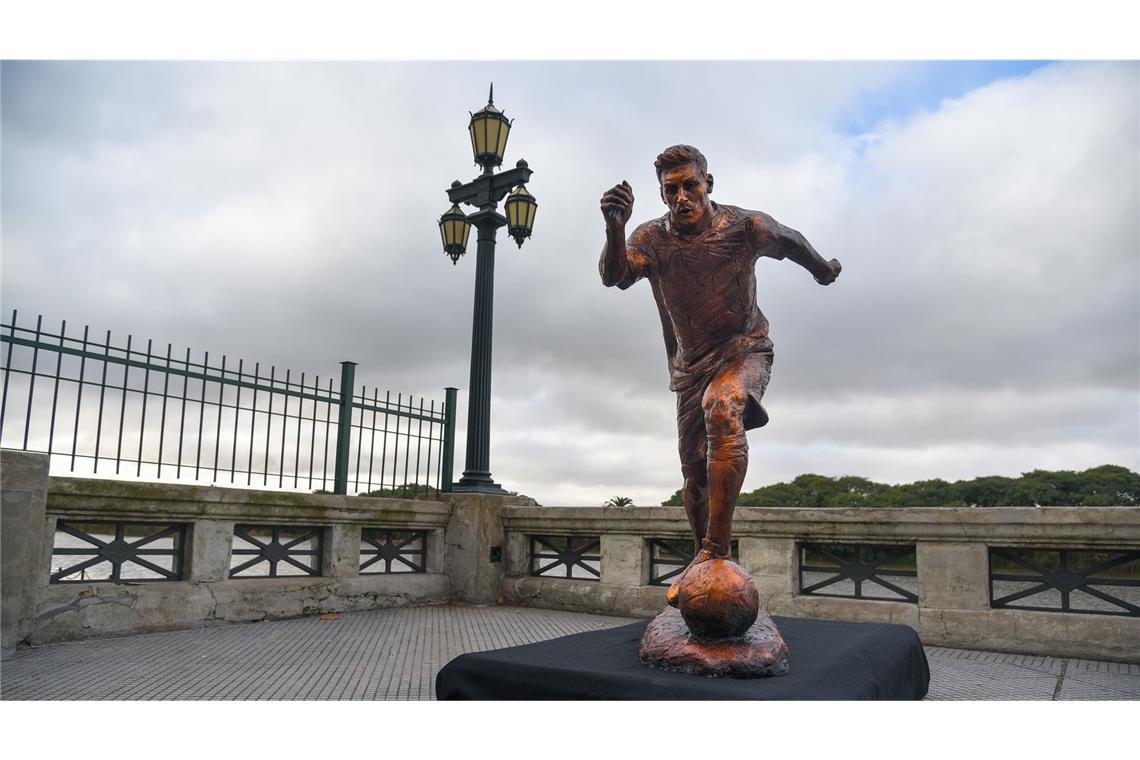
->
<box><xmin>660</xmin><ymin>465</ymin><xmax>1139</xmax><ymax>508</ymax></box>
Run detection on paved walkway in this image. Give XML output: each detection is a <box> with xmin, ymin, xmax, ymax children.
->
<box><xmin>2</xmin><ymin>605</ymin><xmax>1137</xmax><ymax>700</ymax></box>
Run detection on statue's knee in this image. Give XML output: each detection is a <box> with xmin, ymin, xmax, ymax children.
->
<box><xmin>702</xmin><ymin>393</ymin><xmax>745</xmax><ymax>439</ymax></box>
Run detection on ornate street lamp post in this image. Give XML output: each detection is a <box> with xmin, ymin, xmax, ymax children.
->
<box><xmin>438</xmin><ymin>85</ymin><xmax>537</xmax><ymax>493</ymax></box>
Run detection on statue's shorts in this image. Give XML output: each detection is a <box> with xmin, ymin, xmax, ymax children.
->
<box><xmin>676</xmin><ymin>350</ymin><xmax>773</xmax><ymax>468</ymax></box>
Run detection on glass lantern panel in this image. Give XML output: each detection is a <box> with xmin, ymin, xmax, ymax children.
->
<box><xmin>495</xmin><ymin>121</ymin><xmax>510</xmax><ymax>157</ymax></box>
<box><xmin>470</xmin><ymin>120</ymin><xmax>487</xmax><ymax>155</ymax></box>
<box><xmin>449</xmin><ymin>220</ymin><xmax>465</xmax><ymax>247</ymax></box>
<box><xmin>484</xmin><ymin>118</ymin><xmax>501</xmax><ymax>157</ymax></box>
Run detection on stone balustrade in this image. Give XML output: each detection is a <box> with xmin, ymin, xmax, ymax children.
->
<box><xmin>500</xmin><ymin>504</ymin><xmax>1140</xmax><ymax>661</ymax></box>
<box><xmin>1</xmin><ymin>450</ymin><xmax>532</xmax><ymax>651</ymax></box>
<box><xmin>3</xmin><ymin>449</ymin><xmax>1138</xmax><ymax>662</ymax></box>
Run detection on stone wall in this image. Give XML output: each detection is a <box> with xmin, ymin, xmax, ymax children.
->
<box><xmin>500</xmin><ymin>504</ymin><xmax>1140</xmax><ymax>662</ymax></box>
<box><xmin>2</xmin><ymin>450</ymin><xmax>523</xmax><ymax>647</ymax></box>
<box><xmin>3</xmin><ymin>449</ymin><xmax>1138</xmax><ymax>662</ymax></box>
<box><xmin>1</xmin><ymin>451</ymin><xmax>50</xmax><ymax>656</ymax></box>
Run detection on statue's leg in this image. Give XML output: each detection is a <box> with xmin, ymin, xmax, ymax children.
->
<box><xmin>680</xmin><ymin>461</ymin><xmax>708</xmax><ymax>548</ymax></box>
<box><xmin>675</xmin><ymin>382</ymin><xmax>709</xmax><ymax>547</ymax></box>
<box><xmin>701</xmin><ymin>353</ymin><xmax>771</xmax><ymax>557</ymax></box>
<box><xmin>702</xmin><ymin>396</ymin><xmax>747</xmax><ymax>558</ymax></box>
<box><xmin>666</xmin><ymin>386</ymin><xmax>708</xmax><ymax>607</ymax></box>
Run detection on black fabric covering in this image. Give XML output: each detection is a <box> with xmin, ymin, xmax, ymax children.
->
<box><xmin>436</xmin><ymin>615</ymin><xmax>929</xmax><ymax>700</ymax></box>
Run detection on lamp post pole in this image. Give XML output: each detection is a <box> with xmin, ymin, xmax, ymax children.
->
<box><xmin>438</xmin><ymin>87</ymin><xmax>537</xmax><ymax>494</ymax></box>
<box><xmin>457</xmin><ymin>210</ymin><xmax>506</xmax><ymax>492</ymax></box>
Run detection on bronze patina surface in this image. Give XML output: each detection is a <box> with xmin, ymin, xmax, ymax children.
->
<box><xmin>675</xmin><ymin>558</ymin><xmax>759</xmax><ymax>639</ymax></box>
<box><xmin>639</xmin><ymin>606</ymin><xmax>790</xmax><ymax>678</ymax></box>
<box><xmin>600</xmin><ymin>145</ymin><xmax>840</xmax><ymax>676</ymax></box>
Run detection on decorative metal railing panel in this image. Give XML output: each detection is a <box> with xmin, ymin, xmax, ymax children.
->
<box><xmin>359</xmin><ymin>529</ymin><xmax>427</xmax><ymax>574</ymax></box>
<box><xmin>648</xmin><ymin>537</ymin><xmax>740</xmax><ymax>586</ymax></box>
<box><xmin>529</xmin><ymin>535</ymin><xmax>601</xmax><ymax>581</ymax></box>
<box><xmin>229</xmin><ymin>525</ymin><xmax>323</xmax><ymax>578</ymax></box>
<box><xmin>989</xmin><ymin>547</ymin><xmax>1140</xmax><ymax>617</ymax></box>
<box><xmin>799</xmin><ymin>542</ymin><xmax>919</xmax><ymax>602</ymax></box>
<box><xmin>51</xmin><ymin>520</ymin><xmax>186</xmax><ymax>583</ymax></box>
<box><xmin>0</xmin><ymin>310</ymin><xmax>456</xmax><ymax>496</ymax></box>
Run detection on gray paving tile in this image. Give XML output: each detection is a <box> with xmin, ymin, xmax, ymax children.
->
<box><xmin>924</xmin><ymin>655</ymin><xmax>1062</xmax><ymax>700</ymax></box>
<box><xmin>3</xmin><ymin>605</ymin><xmax>1137</xmax><ymax>700</ymax></box>
<box><xmin>923</xmin><ymin>646</ymin><xmax>1140</xmax><ymax>701</ymax></box>
<box><xmin>1058</xmin><ymin>670</ymin><xmax>1140</xmax><ymax>700</ymax></box>
<box><xmin>0</xmin><ymin>604</ymin><xmax>638</xmax><ymax>701</ymax></box>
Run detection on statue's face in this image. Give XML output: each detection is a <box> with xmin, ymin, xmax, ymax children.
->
<box><xmin>659</xmin><ymin>162</ymin><xmax>713</xmax><ymax>232</ymax></box>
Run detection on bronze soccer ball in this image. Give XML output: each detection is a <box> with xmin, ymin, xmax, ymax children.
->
<box><xmin>677</xmin><ymin>558</ymin><xmax>760</xmax><ymax>639</ymax></box>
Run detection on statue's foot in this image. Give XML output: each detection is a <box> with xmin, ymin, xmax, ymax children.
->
<box><xmin>664</xmin><ymin>545</ymin><xmax>727</xmax><ymax>608</ymax></box>
<box><xmin>665</xmin><ymin>576</ymin><xmax>682</xmax><ymax>607</ymax></box>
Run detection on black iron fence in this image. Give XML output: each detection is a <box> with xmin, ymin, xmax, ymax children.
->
<box><xmin>529</xmin><ymin>535</ymin><xmax>601</xmax><ymax>580</ymax></box>
<box><xmin>989</xmin><ymin>547</ymin><xmax>1140</xmax><ymax>617</ymax></box>
<box><xmin>798</xmin><ymin>542</ymin><xmax>919</xmax><ymax>603</ymax></box>
<box><xmin>0</xmin><ymin>310</ymin><xmax>457</xmax><ymax>496</ymax></box>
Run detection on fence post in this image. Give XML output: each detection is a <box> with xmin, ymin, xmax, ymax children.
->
<box><xmin>333</xmin><ymin>361</ymin><xmax>357</xmax><ymax>495</ymax></box>
<box><xmin>441</xmin><ymin>386</ymin><xmax>458</xmax><ymax>493</ymax></box>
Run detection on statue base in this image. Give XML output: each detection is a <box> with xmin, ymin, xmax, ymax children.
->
<box><xmin>436</xmin><ymin>614</ymin><xmax>929</xmax><ymax>699</ymax></box>
<box><xmin>639</xmin><ymin>606</ymin><xmax>789</xmax><ymax>678</ymax></box>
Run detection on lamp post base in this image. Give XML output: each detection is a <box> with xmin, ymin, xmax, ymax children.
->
<box><xmin>452</xmin><ymin>483</ymin><xmax>510</xmax><ymax>495</ymax></box>
<box><xmin>453</xmin><ymin>471</ymin><xmax>509</xmax><ymax>495</ymax></box>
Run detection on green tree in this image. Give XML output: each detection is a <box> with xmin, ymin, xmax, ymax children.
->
<box><xmin>1076</xmin><ymin>465</ymin><xmax>1140</xmax><ymax>506</ymax></box>
<box><xmin>359</xmin><ymin>484</ymin><xmax>436</xmax><ymax>498</ymax></box>
<box><xmin>604</xmin><ymin>496</ymin><xmax>634</xmax><ymax>507</ymax></box>
<box><xmin>955</xmin><ymin>475</ymin><xmax>1016</xmax><ymax>507</ymax></box>
<box><xmin>739</xmin><ymin>481</ymin><xmax>812</xmax><ymax>507</ymax></box>
<box><xmin>657</xmin><ymin>465</ymin><xmax>1139</xmax><ymax>508</ymax></box>
<box><xmin>891</xmin><ymin>479</ymin><xmax>964</xmax><ymax>507</ymax></box>
<box><xmin>825</xmin><ymin>476</ymin><xmax>893</xmax><ymax>507</ymax></box>
<box><xmin>1006</xmin><ymin>469</ymin><xmax>1084</xmax><ymax>506</ymax></box>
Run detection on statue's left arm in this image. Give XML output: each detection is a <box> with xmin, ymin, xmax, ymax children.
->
<box><xmin>747</xmin><ymin>211</ymin><xmax>841</xmax><ymax>285</ymax></box>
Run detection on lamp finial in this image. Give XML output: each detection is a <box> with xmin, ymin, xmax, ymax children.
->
<box><xmin>488</xmin><ymin>82</ymin><xmax>494</xmax><ymax>105</ymax></box>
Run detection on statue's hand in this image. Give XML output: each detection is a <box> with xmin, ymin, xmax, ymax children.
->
<box><xmin>600</xmin><ymin>181</ymin><xmax>634</xmax><ymax>230</ymax></box>
<box><xmin>815</xmin><ymin>258</ymin><xmax>842</xmax><ymax>285</ymax></box>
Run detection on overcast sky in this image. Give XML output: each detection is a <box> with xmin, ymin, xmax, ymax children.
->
<box><xmin>2</xmin><ymin>60</ymin><xmax>1137</xmax><ymax>505</ymax></box>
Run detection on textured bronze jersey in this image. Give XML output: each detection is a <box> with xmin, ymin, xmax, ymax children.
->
<box><xmin>616</xmin><ymin>203</ymin><xmax>778</xmax><ymax>391</ymax></box>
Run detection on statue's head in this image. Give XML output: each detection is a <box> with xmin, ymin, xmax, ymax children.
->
<box><xmin>655</xmin><ymin>144</ymin><xmax>715</xmax><ymax>233</ymax></box>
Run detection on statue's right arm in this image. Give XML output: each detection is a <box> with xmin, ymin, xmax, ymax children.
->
<box><xmin>599</xmin><ymin>181</ymin><xmax>641</xmax><ymax>288</ymax></box>
<box><xmin>599</xmin><ymin>224</ymin><xmax>633</xmax><ymax>288</ymax></box>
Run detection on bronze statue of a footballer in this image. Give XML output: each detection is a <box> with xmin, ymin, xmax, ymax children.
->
<box><xmin>600</xmin><ymin>145</ymin><xmax>840</xmax><ymax>674</ymax></box>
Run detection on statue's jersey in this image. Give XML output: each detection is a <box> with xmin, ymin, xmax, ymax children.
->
<box><xmin>616</xmin><ymin>203</ymin><xmax>780</xmax><ymax>392</ymax></box>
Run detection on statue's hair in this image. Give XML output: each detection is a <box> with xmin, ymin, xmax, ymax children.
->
<box><xmin>654</xmin><ymin>145</ymin><xmax>709</xmax><ymax>180</ymax></box>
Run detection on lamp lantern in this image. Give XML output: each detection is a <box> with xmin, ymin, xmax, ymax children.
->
<box><xmin>468</xmin><ymin>84</ymin><xmax>512</xmax><ymax>171</ymax></box>
<box><xmin>504</xmin><ymin>184</ymin><xmax>537</xmax><ymax>248</ymax></box>
<box><xmin>438</xmin><ymin>204</ymin><xmax>472</xmax><ymax>264</ymax></box>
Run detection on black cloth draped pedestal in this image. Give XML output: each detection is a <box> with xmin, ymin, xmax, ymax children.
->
<box><xmin>436</xmin><ymin>615</ymin><xmax>930</xmax><ymax>700</ymax></box>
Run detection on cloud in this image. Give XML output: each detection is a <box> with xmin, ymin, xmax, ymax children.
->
<box><xmin>2</xmin><ymin>61</ymin><xmax>1137</xmax><ymax>505</ymax></box>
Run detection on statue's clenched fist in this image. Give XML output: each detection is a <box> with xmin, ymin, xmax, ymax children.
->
<box><xmin>600</xmin><ymin>181</ymin><xmax>634</xmax><ymax>229</ymax></box>
<box><xmin>815</xmin><ymin>258</ymin><xmax>842</xmax><ymax>286</ymax></box>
